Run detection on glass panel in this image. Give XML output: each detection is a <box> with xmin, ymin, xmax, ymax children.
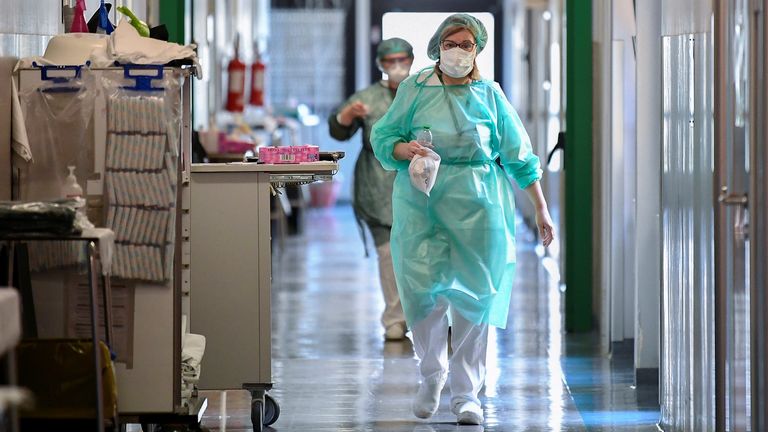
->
<box><xmin>661</xmin><ymin>32</ymin><xmax>715</xmax><ymax>431</ymax></box>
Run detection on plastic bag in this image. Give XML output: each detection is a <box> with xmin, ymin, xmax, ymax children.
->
<box><xmin>101</xmin><ymin>66</ymin><xmax>183</xmax><ymax>283</ymax></box>
<box><xmin>17</xmin><ymin>69</ymin><xmax>96</xmax><ymax>203</ymax></box>
<box><xmin>17</xmin><ymin>339</ymin><xmax>117</xmax><ymax>420</ymax></box>
<box><xmin>16</xmin><ymin>67</ymin><xmax>97</xmax><ymax>271</ymax></box>
<box><xmin>409</xmin><ymin>148</ymin><xmax>441</xmax><ymax>196</ymax></box>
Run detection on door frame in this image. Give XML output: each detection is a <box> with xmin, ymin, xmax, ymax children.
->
<box><xmin>369</xmin><ymin>0</ymin><xmax>505</xmax><ymax>89</ymax></box>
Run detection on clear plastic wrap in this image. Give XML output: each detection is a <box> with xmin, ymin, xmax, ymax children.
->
<box><xmin>100</xmin><ymin>66</ymin><xmax>182</xmax><ymax>283</ymax></box>
<box><xmin>16</xmin><ymin>67</ymin><xmax>98</xmax><ymax>272</ymax></box>
<box><xmin>16</xmin><ymin>67</ymin><xmax>97</xmax><ymax>202</ymax></box>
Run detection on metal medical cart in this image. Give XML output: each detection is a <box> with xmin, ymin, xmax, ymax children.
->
<box><xmin>15</xmin><ymin>64</ymin><xmax>207</xmax><ymax>431</ymax></box>
<box><xmin>2</xmin><ymin>230</ymin><xmax>114</xmax><ymax>432</ymax></box>
<box><xmin>189</xmin><ymin>161</ymin><xmax>338</xmax><ymax>430</ymax></box>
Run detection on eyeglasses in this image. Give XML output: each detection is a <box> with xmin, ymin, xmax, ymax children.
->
<box><xmin>441</xmin><ymin>40</ymin><xmax>476</xmax><ymax>52</ymax></box>
<box><xmin>380</xmin><ymin>56</ymin><xmax>411</xmax><ymax>66</ymax></box>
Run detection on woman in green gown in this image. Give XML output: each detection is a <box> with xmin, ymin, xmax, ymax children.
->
<box><xmin>371</xmin><ymin>14</ymin><xmax>554</xmax><ymax>425</ymax></box>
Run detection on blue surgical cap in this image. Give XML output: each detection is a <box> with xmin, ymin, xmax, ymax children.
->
<box><xmin>377</xmin><ymin>37</ymin><xmax>414</xmax><ymax>60</ymax></box>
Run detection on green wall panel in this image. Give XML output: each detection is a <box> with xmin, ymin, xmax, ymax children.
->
<box><xmin>565</xmin><ymin>0</ymin><xmax>593</xmax><ymax>332</ymax></box>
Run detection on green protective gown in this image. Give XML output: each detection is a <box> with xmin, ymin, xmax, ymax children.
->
<box><xmin>328</xmin><ymin>81</ymin><xmax>398</xmax><ymax>247</ymax></box>
<box><xmin>370</xmin><ymin>68</ymin><xmax>542</xmax><ymax>329</ymax></box>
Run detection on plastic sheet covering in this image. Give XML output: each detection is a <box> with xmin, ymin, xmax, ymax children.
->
<box><xmin>101</xmin><ymin>67</ymin><xmax>181</xmax><ymax>283</ymax></box>
<box><xmin>16</xmin><ymin>339</ymin><xmax>117</xmax><ymax>419</ymax></box>
<box><xmin>660</xmin><ymin>33</ymin><xmax>715</xmax><ymax>431</ymax></box>
<box><xmin>16</xmin><ymin>71</ymin><xmax>97</xmax><ymax>272</ymax></box>
<box><xmin>16</xmin><ymin>72</ymin><xmax>96</xmax><ymax>202</ymax></box>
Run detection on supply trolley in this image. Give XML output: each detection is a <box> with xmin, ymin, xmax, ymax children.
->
<box><xmin>189</xmin><ymin>161</ymin><xmax>339</xmax><ymax>430</ymax></box>
<box><xmin>14</xmin><ymin>64</ymin><xmax>208</xmax><ymax>431</ymax></box>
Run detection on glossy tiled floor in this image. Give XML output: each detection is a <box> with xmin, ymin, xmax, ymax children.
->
<box><xmin>198</xmin><ymin>205</ymin><xmax>661</xmax><ymax>431</ymax></box>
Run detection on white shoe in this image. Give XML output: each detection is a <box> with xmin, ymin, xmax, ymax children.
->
<box><xmin>385</xmin><ymin>322</ymin><xmax>407</xmax><ymax>341</ymax></box>
<box><xmin>412</xmin><ymin>373</ymin><xmax>447</xmax><ymax>419</ymax></box>
<box><xmin>452</xmin><ymin>400</ymin><xmax>484</xmax><ymax>425</ymax></box>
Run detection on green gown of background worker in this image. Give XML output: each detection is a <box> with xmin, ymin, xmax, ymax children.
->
<box><xmin>328</xmin><ymin>78</ymin><xmax>398</xmax><ymax>247</ymax></box>
<box><xmin>370</xmin><ymin>65</ymin><xmax>542</xmax><ymax>329</ymax></box>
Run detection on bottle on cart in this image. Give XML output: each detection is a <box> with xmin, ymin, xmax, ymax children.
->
<box><xmin>62</xmin><ymin>165</ymin><xmax>86</xmax><ymax>216</ymax></box>
<box><xmin>69</xmin><ymin>0</ymin><xmax>89</xmax><ymax>33</ymax></box>
<box><xmin>62</xmin><ymin>166</ymin><xmax>83</xmax><ymax>199</ymax></box>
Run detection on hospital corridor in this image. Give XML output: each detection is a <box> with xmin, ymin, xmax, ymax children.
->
<box><xmin>1</xmin><ymin>0</ymin><xmax>767</xmax><ymax>431</ymax></box>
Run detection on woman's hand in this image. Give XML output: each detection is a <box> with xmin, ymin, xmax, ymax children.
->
<box><xmin>535</xmin><ymin>206</ymin><xmax>555</xmax><ymax>247</ymax></box>
<box><xmin>393</xmin><ymin>141</ymin><xmax>430</xmax><ymax>161</ymax></box>
<box><xmin>523</xmin><ymin>181</ymin><xmax>554</xmax><ymax>247</ymax></box>
<box><xmin>337</xmin><ymin>101</ymin><xmax>369</xmax><ymax>126</ymax></box>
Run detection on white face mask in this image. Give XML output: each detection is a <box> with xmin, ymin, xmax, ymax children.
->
<box><xmin>386</xmin><ymin>63</ymin><xmax>410</xmax><ymax>83</ymax></box>
<box><xmin>439</xmin><ymin>48</ymin><xmax>475</xmax><ymax>79</ymax></box>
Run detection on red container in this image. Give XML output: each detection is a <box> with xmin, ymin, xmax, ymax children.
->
<box><xmin>309</xmin><ymin>180</ymin><xmax>341</xmax><ymax>207</ymax></box>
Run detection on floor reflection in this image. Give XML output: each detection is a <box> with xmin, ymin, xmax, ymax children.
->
<box><xmin>195</xmin><ymin>205</ymin><xmax>659</xmax><ymax>431</ymax></box>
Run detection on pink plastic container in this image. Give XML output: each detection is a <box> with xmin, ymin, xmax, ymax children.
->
<box><xmin>258</xmin><ymin>146</ymin><xmax>279</xmax><ymax>163</ymax></box>
<box><xmin>259</xmin><ymin>145</ymin><xmax>320</xmax><ymax>164</ymax></box>
<box><xmin>304</xmin><ymin>145</ymin><xmax>320</xmax><ymax>162</ymax></box>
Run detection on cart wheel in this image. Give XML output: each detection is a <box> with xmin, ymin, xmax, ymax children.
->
<box><xmin>251</xmin><ymin>399</ymin><xmax>264</xmax><ymax>431</ymax></box>
<box><xmin>263</xmin><ymin>394</ymin><xmax>280</xmax><ymax>426</ymax></box>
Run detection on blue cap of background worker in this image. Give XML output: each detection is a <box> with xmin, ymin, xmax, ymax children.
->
<box><xmin>375</xmin><ymin>37</ymin><xmax>414</xmax><ymax>69</ymax></box>
<box><xmin>427</xmin><ymin>13</ymin><xmax>488</xmax><ymax>61</ymax></box>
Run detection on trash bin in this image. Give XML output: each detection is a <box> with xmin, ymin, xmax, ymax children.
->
<box><xmin>309</xmin><ymin>180</ymin><xmax>342</xmax><ymax>208</ymax></box>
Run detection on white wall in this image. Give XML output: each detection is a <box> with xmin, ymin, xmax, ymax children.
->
<box><xmin>595</xmin><ymin>0</ymin><xmax>641</xmax><ymax>349</ymax></box>
<box><xmin>614</xmin><ymin>0</ymin><xmax>637</xmax><ymax>342</ymax></box>
<box><xmin>593</xmin><ymin>0</ymin><xmax>612</xmax><ymax>352</ymax></box>
<box><xmin>634</xmin><ymin>0</ymin><xmax>662</xmax><ymax>372</ymax></box>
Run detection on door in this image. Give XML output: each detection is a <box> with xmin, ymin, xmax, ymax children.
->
<box><xmin>714</xmin><ymin>0</ymin><xmax>764</xmax><ymax>430</ymax></box>
<box><xmin>750</xmin><ymin>2</ymin><xmax>768</xmax><ymax>431</ymax></box>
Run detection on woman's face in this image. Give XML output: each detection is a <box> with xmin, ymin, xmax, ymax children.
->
<box><xmin>442</xmin><ymin>29</ymin><xmax>476</xmax><ymax>53</ymax></box>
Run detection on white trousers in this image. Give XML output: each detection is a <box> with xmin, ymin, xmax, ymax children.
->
<box><xmin>377</xmin><ymin>242</ymin><xmax>405</xmax><ymax>329</ymax></box>
<box><xmin>411</xmin><ymin>300</ymin><xmax>489</xmax><ymax>405</ymax></box>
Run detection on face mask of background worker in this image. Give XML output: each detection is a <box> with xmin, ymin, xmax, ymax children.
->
<box><xmin>386</xmin><ymin>63</ymin><xmax>410</xmax><ymax>84</ymax></box>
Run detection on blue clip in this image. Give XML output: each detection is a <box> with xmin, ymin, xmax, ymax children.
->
<box><xmin>32</xmin><ymin>62</ymin><xmax>86</xmax><ymax>93</ymax></box>
<box><xmin>120</xmin><ymin>64</ymin><xmax>165</xmax><ymax>92</ymax></box>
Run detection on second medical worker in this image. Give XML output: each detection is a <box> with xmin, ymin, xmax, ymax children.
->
<box><xmin>328</xmin><ymin>38</ymin><xmax>415</xmax><ymax>341</ymax></box>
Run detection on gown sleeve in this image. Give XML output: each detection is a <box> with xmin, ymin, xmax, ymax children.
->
<box><xmin>370</xmin><ymin>76</ymin><xmax>419</xmax><ymax>171</ymax></box>
<box><xmin>328</xmin><ymin>90</ymin><xmax>365</xmax><ymax>141</ymax></box>
<box><xmin>491</xmin><ymin>83</ymin><xmax>543</xmax><ymax>189</ymax></box>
